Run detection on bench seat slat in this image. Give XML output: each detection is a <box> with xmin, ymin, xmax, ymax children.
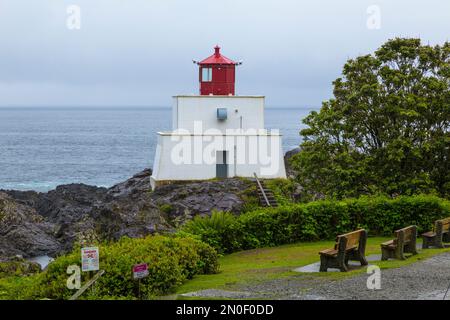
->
<box><xmin>381</xmin><ymin>240</ymin><xmax>394</xmax><ymax>247</ymax></box>
<box><xmin>319</xmin><ymin>245</ymin><xmax>357</xmax><ymax>256</ymax></box>
<box><xmin>422</xmin><ymin>231</ymin><xmax>436</xmax><ymax>238</ymax></box>
<box><xmin>319</xmin><ymin>248</ymin><xmax>338</xmax><ymax>256</ymax></box>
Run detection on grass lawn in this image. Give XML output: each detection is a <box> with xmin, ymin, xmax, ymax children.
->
<box><xmin>175</xmin><ymin>237</ymin><xmax>450</xmax><ymax>295</ymax></box>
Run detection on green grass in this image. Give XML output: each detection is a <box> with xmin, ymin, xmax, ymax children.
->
<box><xmin>175</xmin><ymin>237</ymin><xmax>450</xmax><ymax>295</ymax></box>
<box><xmin>2</xmin><ymin>237</ymin><xmax>449</xmax><ymax>300</ymax></box>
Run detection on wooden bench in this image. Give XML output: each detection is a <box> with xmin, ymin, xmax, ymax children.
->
<box><xmin>381</xmin><ymin>225</ymin><xmax>418</xmax><ymax>260</ymax></box>
<box><xmin>319</xmin><ymin>229</ymin><xmax>368</xmax><ymax>272</ymax></box>
<box><xmin>422</xmin><ymin>217</ymin><xmax>450</xmax><ymax>249</ymax></box>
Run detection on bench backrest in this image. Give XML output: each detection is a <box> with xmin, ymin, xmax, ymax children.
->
<box><xmin>336</xmin><ymin>229</ymin><xmax>365</xmax><ymax>251</ymax></box>
<box><xmin>394</xmin><ymin>225</ymin><xmax>416</xmax><ymax>245</ymax></box>
<box><xmin>437</xmin><ymin>218</ymin><xmax>450</xmax><ymax>233</ymax></box>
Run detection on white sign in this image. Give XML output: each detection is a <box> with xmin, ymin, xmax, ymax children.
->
<box><xmin>81</xmin><ymin>247</ymin><xmax>99</xmax><ymax>272</ymax></box>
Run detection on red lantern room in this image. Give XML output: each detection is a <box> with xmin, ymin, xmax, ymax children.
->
<box><xmin>195</xmin><ymin>46</ymin><xmax>241</xmax><ymax>96</ymax></box>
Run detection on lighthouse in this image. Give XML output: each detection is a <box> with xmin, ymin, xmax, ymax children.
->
<box><xmin>150</xmin><ymin>46</ymin><xmax>286</xmax><ymax>189</ymax></box>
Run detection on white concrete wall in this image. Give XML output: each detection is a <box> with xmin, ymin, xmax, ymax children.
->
<box><xmin>150</xmin><ymin>132</ymin><xmax>286</xmax><ymax>189</ymax></box>
<box><xmin>172</xmin><ymin>95</ymin><xmax>265</xmax><ymax>132</ymax></box>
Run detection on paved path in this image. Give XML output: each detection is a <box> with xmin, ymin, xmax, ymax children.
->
<box><xmin>181</xmin><ymin>252</ymin><xmax>450</xmax><ymax>300</ymax></box>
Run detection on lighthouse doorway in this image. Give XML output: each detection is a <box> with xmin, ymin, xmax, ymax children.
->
<box><xmin>216</xmin><ymin>151</ymin><xmax>228</xmax><ymax>179</ymax></box>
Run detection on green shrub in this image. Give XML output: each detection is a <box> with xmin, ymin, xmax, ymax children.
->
<box><xmin>265</xmin><ymin>179</ymin><xmax>297</xmax><ymax>205</ymax></box>
<box><xmin>159</xmin><ymin>204</ymin><xmax>173</xmax><ymax>214</ymax></box>
<box><xmin>0</xmin><ymin>274</ymin><xmax>43</xmax><ymax>300</ymax></box>
<box><xmin>0</xmin><ymin>260</ymin><xmax>41</xmax><ymax>278</ymax></box>
<box><xmin>3</xmin><ymin>235</ymin><xmax>218</xmax><ymax>300</ymax></box>
<box><xmin>181</xmin><ymin>195</ymin><xmax>450</xmax><ymax>253</ymax></box>
<box><xmin>183</xmin><ymin>211</ymin><xmax>243</xmax><ymax>254</ymax></box>
<box><xmin>187</xmin><ymin>238</ymin><xmax>220</xmax><ymax>274</ymax></box>
<box><xmin>239</xmin><ymin>185</ymin><xmax>261</xmax><ymax>213</ymax></box>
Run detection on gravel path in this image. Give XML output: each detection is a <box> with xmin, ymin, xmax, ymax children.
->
<box><xmin>305</xmin><ymin>253</ymin><xmax>450</xmax><ymax>300</ymax></box>
<box><xmin>181</xmin><ymin>252</ymin><xmax>450</xmax><ymax>300</ymax></box>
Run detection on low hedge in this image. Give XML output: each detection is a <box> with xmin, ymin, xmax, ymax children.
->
<box><xmin>1</xmin><ymin>235</ymin><xmax>218</xmax><ymax>300</ymax></box>
<box><xmin>182</xmin><ymin>195</ymin><xmax>450</xmax><ymax>253</ymax></box>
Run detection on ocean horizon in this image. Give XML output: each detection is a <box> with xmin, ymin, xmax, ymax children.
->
<box><xmin>0</xmin><ymin>106</ymin><xmax>318</xmax><ymax>192</ymax></box>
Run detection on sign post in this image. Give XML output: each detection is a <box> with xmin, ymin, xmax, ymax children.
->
<box><xmin>78</xmin><ymin>246</ymin><xmax>100</xmax><ymax>298</ymax></box>
<box><xmin>132</xmin><ymin>263</ymin><xmax>149</xmax><ymax>299</ymax></box>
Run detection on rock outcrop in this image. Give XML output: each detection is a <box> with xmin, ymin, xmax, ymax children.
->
<box><xmin>149</xmin><ymin>178</ymin><xmax>252</xmax><ymax>226</ymax></box>
<box><xmin>1</xmin><ymin>169</ymin><xmax>254</xmax><ymax>258</ymax></box>
<box><xmin>0</xmin><ymin>192</ymin><xmax>61</xmax><ymax>258</ymax></box>
<box><xmin>284</xmin><ymin>147</ymin><xmax>301</xmax><ymax>179</ymax></box>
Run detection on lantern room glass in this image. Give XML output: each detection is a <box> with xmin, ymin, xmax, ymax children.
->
<box><xmin>202</xmin><ymin>68</ymin><xmax>212</xmax><ymax>82</ymax></box>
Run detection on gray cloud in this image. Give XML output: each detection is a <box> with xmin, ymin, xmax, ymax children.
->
<box><xmin>0</xmin><ymin>0</ymin><xmax>448</xmax><ymax>107</ymax></box>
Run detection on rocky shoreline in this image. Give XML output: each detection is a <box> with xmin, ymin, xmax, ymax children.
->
<box><xmin>0</xmin><ymin>169</ymin><xmax>255</xmax><ymax>259</ymax></box>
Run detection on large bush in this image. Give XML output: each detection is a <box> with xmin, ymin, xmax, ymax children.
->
<box><xmin>1</xmin><ymin>235</ymin><xmax>218</xmax><ymax>300</ymax></box>
<box><xmin>181</xmin><ymin>195</ymin><xmax>450</xmax><ymax>253</ymax></box>
<box><xmin>291</xmin><ymin>38</ymin><xmax>449</xmax><ymax>199</ymax></box>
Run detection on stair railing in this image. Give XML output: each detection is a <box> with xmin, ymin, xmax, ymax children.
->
<box><xmin>253</xmin><ymin>172</ymin><xmax>271</xmax><ymax>207</ymax></box>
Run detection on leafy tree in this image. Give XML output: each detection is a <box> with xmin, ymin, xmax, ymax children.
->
<box><xmin>291</xmin><ymin>38</ymin><xmax>449</xmax><ymax>199</ymax></box>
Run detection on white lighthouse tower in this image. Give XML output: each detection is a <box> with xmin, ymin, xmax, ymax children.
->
<box><xmin>150</xmin><ymin>46</ymin><xmax>286</xmax><ymax>189</ymax></box>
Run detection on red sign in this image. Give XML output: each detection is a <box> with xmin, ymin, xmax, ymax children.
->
<box><xmin>132</xmin><ymin>263</ymin><xmax>149</xmax><ymax>280</ymax></box>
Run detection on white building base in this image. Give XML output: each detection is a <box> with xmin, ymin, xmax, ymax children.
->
<box><xmin>150</xmin><ymin>131</ymin><xmax>286</xmax><ymax>190</ymax></box>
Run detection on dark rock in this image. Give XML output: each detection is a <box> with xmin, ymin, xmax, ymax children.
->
<box><xmin>107</xmin><ymin>169</ymin><xmax>152</xmax><ymax>198</ymax></box>
<box><xmin>285</xmin><ymin>147</ymin><xmax>301</xmax><ymax>159</ymax></box>
<box><xmin>1</xmin><ymin>169</ymin><xmax>254</xmax><ymax>258</ymax></box>
<box><xmin>150</xmin><ymin>179</ymin><xmax>251</xmax><ymax>221</ymax></box>
<box><xmin>0</xmin><ymin>192</ymin><xmax>61</xmax><ymax>258</ymax></box>
<box><xmin>284</xmin><ymin>147</ymin><xmax>301</xmax><ymax>179</ymax></box>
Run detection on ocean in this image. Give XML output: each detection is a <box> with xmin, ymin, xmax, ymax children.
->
<box><xmin>0</xmin><ymin>106</ymin><xmax>317</xmax><ymax>192</ymax></box>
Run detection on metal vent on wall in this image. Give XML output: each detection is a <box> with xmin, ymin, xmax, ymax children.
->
<box><xmin>217</xmin><ymin>108</ymin><xmax>227</xmax><ymax>120</ymax></box>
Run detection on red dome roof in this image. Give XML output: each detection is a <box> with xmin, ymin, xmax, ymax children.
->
<box><xmin>198</xmin><ymin>46</ymin><xmax>237</xmax><ymax>65</ymax></box>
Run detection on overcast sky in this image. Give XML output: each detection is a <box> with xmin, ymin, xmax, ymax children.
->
<box><xmin>0</xmin><ymin>0</ymin><xmax>448</xmax><ymax>107</ymax></box>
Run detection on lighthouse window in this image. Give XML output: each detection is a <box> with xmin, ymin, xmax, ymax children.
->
<box><xmin>202</xmin><ymin>68</ymin><xmax>212</xmax><ymax>82</ymax></box>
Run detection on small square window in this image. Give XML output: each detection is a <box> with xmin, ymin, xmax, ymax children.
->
<box><xmin>202</xmin><ymin>68</ymin><xmax>212</xmax><ymax>82</ymax></box>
